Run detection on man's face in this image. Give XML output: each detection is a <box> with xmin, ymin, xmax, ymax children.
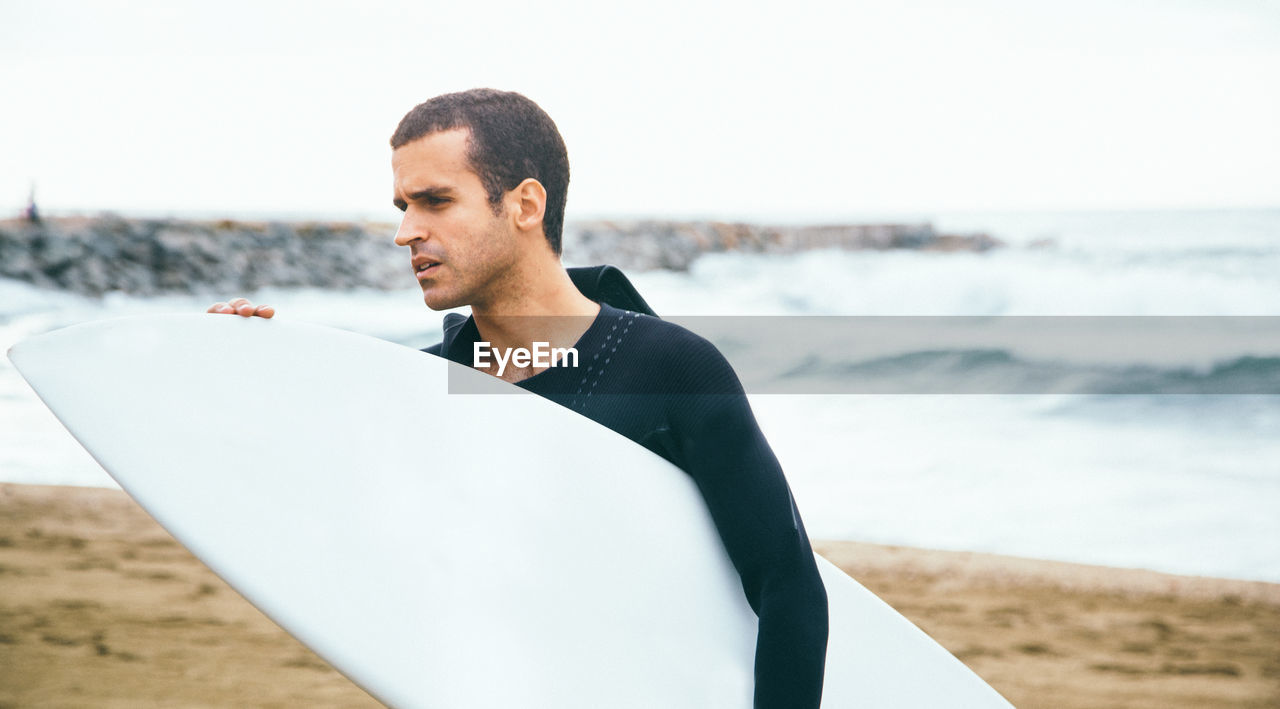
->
<box><xmin>392</xmin><ymin>128</ymin><xmax>519</xmax><ymax>310</ymax></box>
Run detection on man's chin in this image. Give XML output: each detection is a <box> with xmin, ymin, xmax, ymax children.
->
<box><xmin>420</xmin><ymin>289</ymin><xmax>466</xmax><ymax>311</ymax></box>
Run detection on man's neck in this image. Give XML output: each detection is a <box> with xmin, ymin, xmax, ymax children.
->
<box><xmin>470</xmin><ymin>262</ymin><xmax>601</xmax><ymax>382</ymax></box>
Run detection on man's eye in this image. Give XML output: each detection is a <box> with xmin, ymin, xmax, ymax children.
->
<box><xmin>427</xmin><ymin>197</ymin><xmax>450</xmax><ymax>207</ymax></box>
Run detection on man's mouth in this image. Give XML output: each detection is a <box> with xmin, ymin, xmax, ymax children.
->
<box><xmin>412</xmin><ymin>258</ymin><xmax>442</xmax><ymax>279</ymax></box>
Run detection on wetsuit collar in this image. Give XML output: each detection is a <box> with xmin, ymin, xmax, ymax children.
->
<box><xmin>432</xmin><ymin>265</ymin><xmax>655</xmax><ymax>365</ymax></box>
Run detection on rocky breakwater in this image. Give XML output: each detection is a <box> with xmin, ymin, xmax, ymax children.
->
<box><xmin>1</xmin><ymin>216</ymin><xmax>1003</xmax><ymax>296</ymax></box>
<box><xmin>563</xmin><ymin>220</ymin><xmax>1003</xmax><ymax>271</ymax></box>
<box><xmin>0</xmin><ymin>216</ymin><xmax>407</xmax><ymax>297</ymax></box>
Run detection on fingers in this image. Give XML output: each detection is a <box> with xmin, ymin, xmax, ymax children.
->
<box><xmin>206</xmin><ymin>298</ymin><xmax>275</xmax><ymax>318</ymax></box>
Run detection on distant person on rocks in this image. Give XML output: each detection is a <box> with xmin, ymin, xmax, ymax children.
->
<box><xmin>23</xmin><ymin>183</ymin><xmax>40</xmax><ymax>224</ymax></box>
<box><xmin>209</xmin><ymin>88</ymin><xmax>829</xmax><ymax>708</ymax></box>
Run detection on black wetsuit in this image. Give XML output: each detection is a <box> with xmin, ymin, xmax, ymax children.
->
<box><xmin>424</xmin><ymin>266</ymin><xmax>829</xmax><ymax>709</ymax></box>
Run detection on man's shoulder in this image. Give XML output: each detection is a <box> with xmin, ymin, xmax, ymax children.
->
<box><xmin>607</xmin><ymin>307</ymin><xmax>742</xmax><ymax>393</ymax></box>
<box><xmin>420</xmin><ymin>312</ymin><xmax>472</xmax><ymax>360</ymax></box>
<box><xmin>625</xmin><ymin>310</ymin><xmax>719</xmax><ymax>355</ymax></box>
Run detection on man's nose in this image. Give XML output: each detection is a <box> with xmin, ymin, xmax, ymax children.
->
<box><xmin>394</xmin><ymin>216</ymin><xmax>424</xmax><ymax>247</ymax></box>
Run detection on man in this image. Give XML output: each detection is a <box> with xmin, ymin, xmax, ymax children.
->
<box><xmin>211</xmin><ymin>88</ymin><xmax>828</xmax><ymax>708</ymax></box>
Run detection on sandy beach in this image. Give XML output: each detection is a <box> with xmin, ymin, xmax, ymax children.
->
<box><xmin>1</xmin><ymin>482</ymin><xmax>1276</xmax><ymax>708</ymax></box>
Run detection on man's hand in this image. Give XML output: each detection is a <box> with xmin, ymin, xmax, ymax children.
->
<box><xmin>207</xmin><ymin>297</ymin><xmax>275</xmax><ymax>318</ymax></box>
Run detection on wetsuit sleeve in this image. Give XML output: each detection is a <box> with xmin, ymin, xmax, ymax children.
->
<box><xmin>667</xmin><ymin>339</ymin><xmax>829</xmax><ymax>709</ymax></box>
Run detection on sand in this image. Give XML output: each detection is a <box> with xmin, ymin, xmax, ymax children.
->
<box><xmin>1</xmin><ymin>482</ymin><xmax>1277</xmax><ymax>708</ymax></box>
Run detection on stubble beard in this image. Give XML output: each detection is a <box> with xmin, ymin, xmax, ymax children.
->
<box><xmin>419</xmin><ymin>216</ymin><xmax>519</xmax><ymax>312</ymax></box>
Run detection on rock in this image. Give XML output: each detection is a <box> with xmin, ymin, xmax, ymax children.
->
<box><xmin>562</xmin><ymin>220</ymin><xmax>1002</xmax><ymax>271</ymax></box>
<box><xmin>0</xmin><ymin>215</ymin><xmax>1004</xmax><ymax>296</ymax></box>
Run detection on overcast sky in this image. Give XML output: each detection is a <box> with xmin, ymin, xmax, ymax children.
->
<box><xmin>3</xmin><ymin>0</ymin><xmax>1278</xmax><ymax>221</ymax></box>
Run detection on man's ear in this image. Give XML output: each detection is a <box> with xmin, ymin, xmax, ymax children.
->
<box><xmin>510</xmin><ymin>178</ymin><xmax>547</xmax><ymax>234</ymax></box>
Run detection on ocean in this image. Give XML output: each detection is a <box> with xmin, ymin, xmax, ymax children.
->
<box><xmin>2</xmin><ymin>209</ymin><xmax>1277</xmax><ymax>582</ymax></box>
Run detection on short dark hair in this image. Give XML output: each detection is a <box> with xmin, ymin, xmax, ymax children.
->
<box><xmin>390</xmin><ymin>89</ymin><xmax>570</xmax><ymax>255</ymax></box>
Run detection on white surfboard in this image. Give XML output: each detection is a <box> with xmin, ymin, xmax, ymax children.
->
<box><xmin>9</xmin><ymin>315</ymin><xmax>1012</xmax><ymax>708</ymax></box>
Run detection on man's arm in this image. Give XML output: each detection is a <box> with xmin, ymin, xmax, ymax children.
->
<box><xmin>667</xmin><ymin>339</ymin><xmax>829</xmax><ymax>709</ymax></box>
